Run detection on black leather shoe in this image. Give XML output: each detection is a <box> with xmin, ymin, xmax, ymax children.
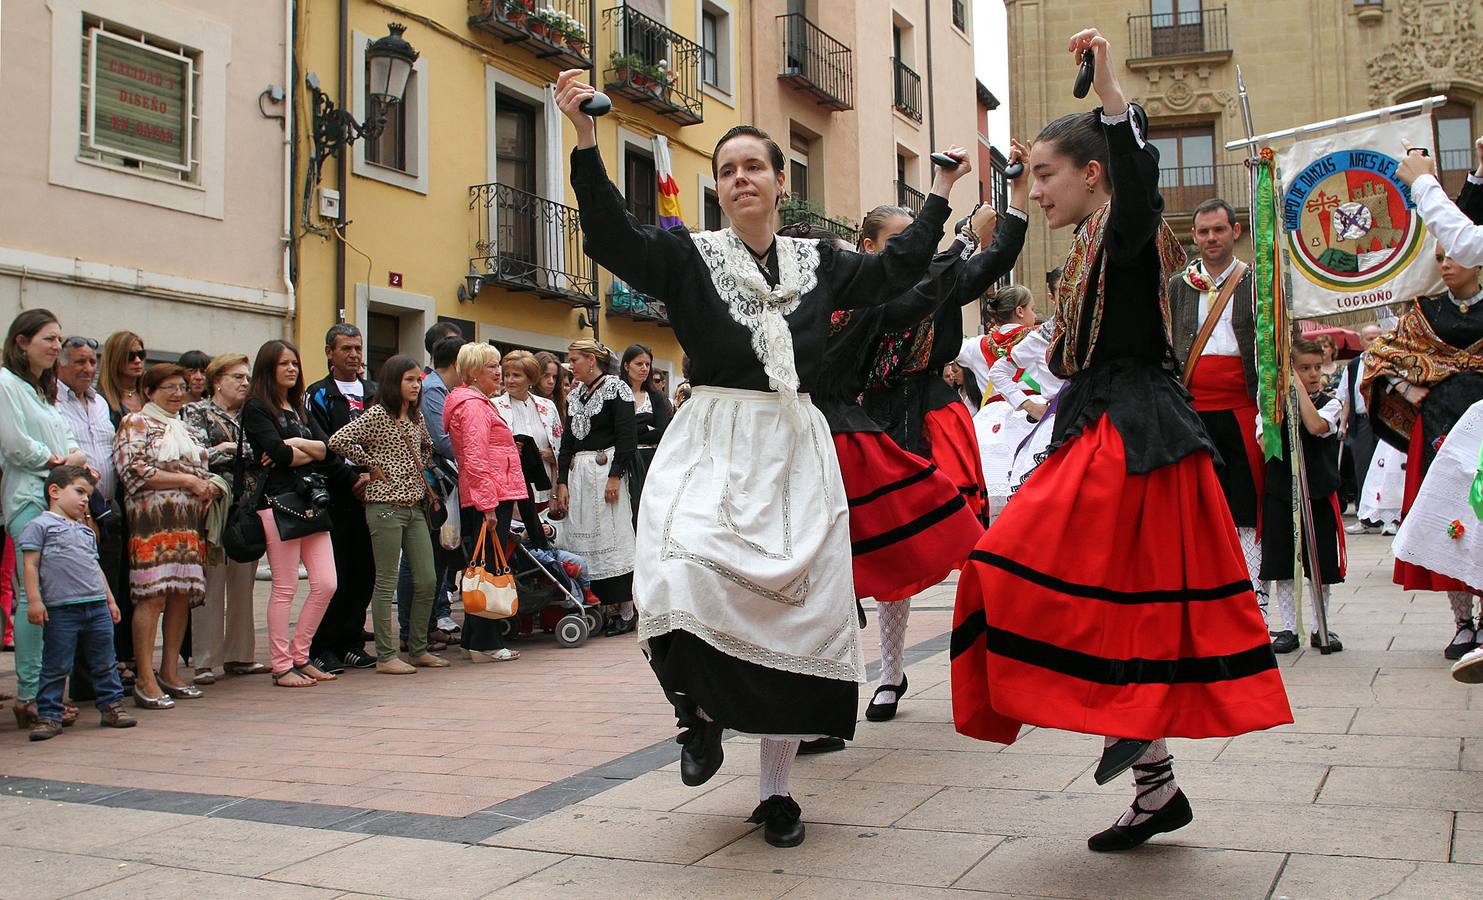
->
<box><xmin>1270</xmin><ymin>631</ymin><xmax>1299</xmax><ymax>654</ymax></box>
<box><xmin>748</xmin><ymin>794</ymin><xmax>805</xmax><ymax>848</ymax></box>
<box><xmin>1309</xmin><ymin>630</ymin><xmax>1343</xmax><ymax>652</ymax></box>
<box><xmin>341</xmin><ymin>648</ymin><xmax>377</xmax><ymax>669</ymax></box>
<box><xmin>1094</xmin><ymin>738</ymin><xmax>1153</xmax><ymax>786</ymax></box>
<box><xmin>798</xmin><ymin>737</ymin><xmax>846</xmax><ymax>755</ymax></box>
<box><xmin>678</xmin><ymin>720</ymin><xmax>724</xmax><ymax>787</ymax></box>
<box><xmin>311</xmin><ymin>652</ymin><xmax>347</xmax><ymax>674</ymax></box>
<box><xmin>1445</xmin><ymin>620</ymin><xmax>1477</xmax><ymax>661</ymax></box>
<box><xmin>1087</xmin><ymin>789</ymin><xmax>1193</xmax><ymax>852</ymax></box>
<box><xmin>864</xmin><ymin>675</ymin><xmax>908</xmax><ymax>723</ymax></box>
<box><xmin>605</xmin><ymin>615</ymin><xmax>636</xmax><ymax>637</ymax></box>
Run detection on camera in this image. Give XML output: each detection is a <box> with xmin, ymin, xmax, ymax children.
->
<box><xmin>297</xmin><ymin>472</ymin><xmax>332</xmax><ymax>510</ymax></box>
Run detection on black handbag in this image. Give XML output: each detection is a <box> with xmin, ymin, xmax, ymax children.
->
<box><xmin>222</xmin><ymin>439</ymin><xmax>267</xmax><ymax>563</ymax></box>
<box><xmin>266</xmin><ymin>484</ymin><xmax>333</xmax><ymax>541</ymax></box>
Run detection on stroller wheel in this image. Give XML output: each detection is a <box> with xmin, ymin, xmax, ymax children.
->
<box><xmin>555</xmin><ymin>614</ymin><xmax>589</xmax><ymax>648</ymax></box>
<box><xmin>583</xmin><ymin>607</ymin><xmax>606</xmax><ymax>636</ymax></box>
<box><xmin>495</xmin><ymin>618</ymin><xmax>515</xmax><ymax>640</ymax></box>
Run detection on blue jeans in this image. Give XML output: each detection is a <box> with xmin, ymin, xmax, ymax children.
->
<box><xmin>38</xmin><ymin>600</ymin><xmax>124</xmax><ymax>723</ymax></box>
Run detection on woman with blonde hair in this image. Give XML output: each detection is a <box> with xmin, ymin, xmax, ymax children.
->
<box><xmin>551</xmin><ymin>339</ymin><xmax>637</xmax><ymax>635</ymax></box>
<box><xmin>443</xmin><ymin>342</ymin><xmax>524</xmax><ymax>662</ymax></box>
<box><xmin>98</xmin><ymin>331</ymin><xmax>147</xmax><ymax>427</ymax></box>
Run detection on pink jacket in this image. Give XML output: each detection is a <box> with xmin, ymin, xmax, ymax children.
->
<box><xmin>443</xmin><ymin>385</ymin><xmax>526</xmax><ymax>510</ymax></box>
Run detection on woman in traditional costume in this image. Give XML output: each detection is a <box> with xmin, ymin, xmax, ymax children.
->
<box><xmin>957</xmin><ymin>287</ymin><xmax>1037</xmax><ymax>521</ymax></box>
<box><xmin>858</xmin><ymin>174</ymin><xmax>1031</xmax><ymax>527</ymax></box>
<box><xmin>555</xmin><ymin>69</ymin><xmax>971</xmax><ymax>847</ymax></box>
<box><xmin>1361</xmin><ymin>245</ymin><xmax>1483</xmax><ymax>662</ymax></box>
<box><xmin>947</xmin><ymin>30</ymin><xmax>1291</xmax><ymax>853</ymax></box>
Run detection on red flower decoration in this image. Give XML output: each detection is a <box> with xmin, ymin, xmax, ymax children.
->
<box><xmin>1449</xmin><ymin>520</ymin><xmax>1466</xmax><ymax>540</ymax></box>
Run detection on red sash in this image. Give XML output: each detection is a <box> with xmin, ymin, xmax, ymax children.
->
<box><xmin>1188</xmin><ymin>356</ymin><xmax>1265</xmax><ymax>518</ymax></box>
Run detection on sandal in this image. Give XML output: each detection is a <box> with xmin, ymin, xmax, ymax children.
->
<box><xmin>296</xmin><ymin>662</ymin><xmax>338</xmax><ymax>682</ymax></box>
<box><xmin>60</xmin><ymin>704</ymin><xmax>79</xmax><ymax>727</ymax></box>
<box><xmin>272</xmin><ymin>668</ymin><xmax>317</xmax><ymax>688</ymax></box>
<box><xmin>118</xmin><ymin>663</ymin><xmax>136</xmax><ymax>687</ymax></box>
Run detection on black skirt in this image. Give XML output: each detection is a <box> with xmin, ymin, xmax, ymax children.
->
<box><xmin>1259</xmin><ymin>488</ymin><xmax>1344</xmax><ymax>584</ymax></box>
<box><xmin>647</xmin><ymin>630</ymin><xmax>858</xmax><ymax>739</ymax></box>
<box><xmin>1199</xmin><ymin>408</ymin><xmax>1259</xmax><ymax>527</ymax></box>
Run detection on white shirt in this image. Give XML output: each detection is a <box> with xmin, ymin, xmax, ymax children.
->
<box><xmin>1412</xmin><ymin>173</ymin><xmax>1483</xmax><ymax>267</ymax></box>
<box><xmin>56</xmin><ymin>382</ymin><xmax>117</xmax><ymax>500</ymax></box>
<box><xmin>502</xmin><ymin>395</ymin><xmax>550</xmax><ymax>452</ymax></box>
<box><xmin>1256</xmin><ymin>395</ymin><xmax>1343</xmax><ymax>441</ymax></box>
<box><xmin>1196</xmin><ymin>258</ymin><xmax>1243</xmax><ymax>358</ymax></box>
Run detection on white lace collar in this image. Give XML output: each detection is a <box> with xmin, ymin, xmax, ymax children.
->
<box><xmin>690</xmin><ymin>229</ymin><xmax>821</xmax><ymax>411</ymax></box>
<box><xmin>567</xmin><ymin>375</ymin><xmax>632</xmax><ymax>440</ymax></box>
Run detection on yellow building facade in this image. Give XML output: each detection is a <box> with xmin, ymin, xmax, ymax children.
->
<box><xmin>293</xmin><ymin>0</ymin><xmax>744</xmax><ymax>384</ymax></box>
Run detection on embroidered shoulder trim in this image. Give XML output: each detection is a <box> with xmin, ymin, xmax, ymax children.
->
<box><xmin>690</xmin><ymin>229</ymin><xmax>821</xmax><ymax>409</ymax></box>
<box><xmin>567</xmin><ymin>376</ymin><xmax>633</xmax><ymax>441</ymax></box>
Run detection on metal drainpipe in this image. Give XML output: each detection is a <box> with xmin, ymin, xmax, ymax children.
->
<box><xmin>589</xmin><ymin>0</ymin><xmax>600</xmax><ymax>341</ymax></box>
<box><xmin>335</xmin><ymin>0</ymin><xmax>349</xmax><ymax>324</ymax></box>
<box><xmin>923</xmin><ymin>0</ymin><xmax>936</xmax><ymax>151</ymax></box>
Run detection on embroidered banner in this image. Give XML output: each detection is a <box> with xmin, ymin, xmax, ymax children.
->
<box><xmin>1278</xmin><ymin>116</ymin><xmax>1443</xmax><ymax>319</ymax></box>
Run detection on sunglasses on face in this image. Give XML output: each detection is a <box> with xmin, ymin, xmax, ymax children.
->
<box><xmin>63</xmin><ymin>336</ymin><xmax>100</xmax><ymax>351</ymax></box>
<box><xmin>127</xmin><ymin>350</ymin><xmax>147</xmax><ymax>362</ymax></box>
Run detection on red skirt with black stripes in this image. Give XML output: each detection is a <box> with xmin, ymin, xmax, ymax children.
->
<box><xmin>949</xmin><ymin>413</ymin><xmax>1292</xmax><ymax>745</ymax></box>
<box><xmin>836</xmin><ymin>431</ymin><xmax>985</xmax><ymax>603</ymax></box>
<box><xmin>923</xmin><ymin>403</ymin><xmax>989</xmax><ymax>524</ymax></box>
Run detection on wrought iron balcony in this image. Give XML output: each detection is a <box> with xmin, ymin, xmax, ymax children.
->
<box><xmin>893</xmin><ymin>58</ymin><xmax>922</xmax><ymax>123</ymax></box>
<box><xmin>606</xmin><ymin>279</ymin><xmax>669</xmax><ymax>326</ymax></box>
<box><xmin>895</xmin><ymin>181</ymin><xmax>925</xmax><ymax>216</ymax></box>
<box><xmin>779</xmin><ymin>200</ymin><xmax>860</xmax><ymax>245</ymax></box>
<box><xmin>1127</xmin><ymin>6</ymin><xmax>1230</xmax><ymax>63</ymax></box>
<box><xmin>467</xmin><ymin>0</ymin><xmax>594</xmax><ymax>70</ymax></box>
<box><xmin>777</xmin><ymin>14</ymin><xmax>853</xmax><ymax>111</ymax></box>
<box><xmin>1159</xmin><ymin>161</ymin><xmax>1249</xmax><ymax>216</ymax></box>
<box><xmin>601</xmin><ymin>6</ymin><xmax>703</xmax><ymax>125</ymax></box>
<box><xmin>469</xmin><ymin>182</ymin><xmax>596</xmax><ymax>307</ymax></box>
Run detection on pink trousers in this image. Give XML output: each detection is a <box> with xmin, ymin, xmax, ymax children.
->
<box><xmin>259</xmin><ymin>510</ymin><xmax>337</xmax><ymax>674</ymax></box>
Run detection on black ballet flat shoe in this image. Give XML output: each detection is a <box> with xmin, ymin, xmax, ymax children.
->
<box><xmin>1094</xmin><ymin>738</ymin><xmax>1153</xmax><ymax>786</ymax></box>
<box><xmin>1445</xmin><ymin>619</ymin><xmax>1477</xmax><ymax>661</ymax></box>
<box><xmin>678</xmin><ymin>720</ymin><xmax>724</xmax><ymax>787</ymax></box>
<box><xmin>864</xmin><ymin>675</ymin><xmax>908</xmax><ymax>723</ymax></box>
<box><xmin>1087</xmin><ymin>788</ymin><xmax>1193</xmax><ymax>852</ymax></box>
<box><xmin>797</xmin><ymin>736</ymin><xmax>846</xmax><ymax>755</ymax></box>
<box><xmin>1270</xmin><ymin>630</ymin><xmax>1300</xmax><ymax>654</ymax></box>
<box><xmin>856</xmin><ymin>599</ymin><xmax>868</xmax><ymax>629</ymax></box>
<box><xmin>748</xmin><ymin>794</ymin><xmax>805</xmax><ymax>848</ymax></box>
<box><xmin>1309</xmin><ymin>630</ymin><xmax>1343</xmax><ymax>652</ymax></box>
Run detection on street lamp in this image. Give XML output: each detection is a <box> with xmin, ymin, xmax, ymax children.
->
<box><xmin>307</xmin><ymin>23</ymin><xmax>419</xmax><ymax>176</ymax></box>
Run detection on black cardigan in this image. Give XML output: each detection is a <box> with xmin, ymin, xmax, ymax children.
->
<box><xmin>241</xmin><ymin>397</ymin><xmax>344</xmax><ymax>508</ymax></box>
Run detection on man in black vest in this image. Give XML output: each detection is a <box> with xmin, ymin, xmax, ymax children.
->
<box><xmin>305</xmin><ymin>324</ymin><xmax>376</xmax><ymax>671</ymax></box>
<box><xmin>1168</xmin><ymin>198</ymin><xmax>1266</xmax><ymax>613</ymax></box>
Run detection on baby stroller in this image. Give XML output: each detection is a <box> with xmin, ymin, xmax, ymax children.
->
<box><xmin>492</xmin><ymin>521</ymin><xmax>598</xmax><ymax>648</ymax></box>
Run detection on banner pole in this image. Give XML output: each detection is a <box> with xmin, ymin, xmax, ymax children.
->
<box><xmin>1226</xmin><ymin>95</ymin><xmax>1447</xmax><ymax>152</ymax></box>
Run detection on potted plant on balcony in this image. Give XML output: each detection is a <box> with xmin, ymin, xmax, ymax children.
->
<box><xmin>529</xmin><ymin>7</ymin><xmax>563</xmax><ymax>42</ymax></box>
<box><xmin>609</xmin><ymin>52</ymin><xmax>648</xmax><ymax>89</ymax></box>
<box><xmin>560</xmin><ymin>13</ymin><xmax>588</xmax><ymax>55</ymax></box>
<box><xmin>500</xmin><ymin>0</ymin><xmax>534</xmax><ymax>29</ymax></box>
<box><xmin>651</xmin><ymin>59</ymin><xmax>675</xmax><ymax>101</ymax></box>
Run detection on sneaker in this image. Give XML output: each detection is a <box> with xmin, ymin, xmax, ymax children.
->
<box><xmin>436</xmin><ymin>616</ymin><xmax>460</xmax><ymax>635</ymax></box>
<box><xmin>1270</xmin><ymin>631</ymin><xmax>1299</xmax><ymax>654</ymax></box>
<box><xmin>99</xmin><ymin>701</ymin><xmax>137</xmax><ymax>729</ymax></box>
<box><xmin>310</xmin><ymin>652</ymin><xmax>347</xmax><ymax>675</ymax></box>
<box><xmin>1446</xmin><ymin>620</ymin><xmax>1479</xmax><ymax>661</ymax></box>
<box><xmin>255</xmin><ymin>562</ymin><xmax>273</xmax><ymax>581</ymax></box>
<box><xmin>1452</xmin><ymin>646</ymin><xmax>1483</xmax><ymax>684</ymax></box>
<box><xmin>375</xmin><ymin>658</ymin><xmax>417</xmax><ymax>675</ymax></box>
<box><xmin>28</xmin><ymin>719</ymin><xmax>64</xmax><ymax>741</ymax></box>
<box><xmin>341</xmin><ymin>648</ymin><xmax>377</xmax><ymax>669</ymax></box>
<box><xmin>1309</xmin><ymin>630</ymin><xmax>1344</xmax><ymax>652</ymax></box>
<box><xmin>1345</xmin><ymin>519</ymin><xmax>1382</xmax><ymax>535</ymax></box>
<box><xmin>1382</xmin><ymin>521</ymin><xmax>1399</xmax><ymax>536</ymax></box>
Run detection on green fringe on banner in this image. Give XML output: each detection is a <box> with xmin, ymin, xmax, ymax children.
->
<box><xmin>1470</xmin><ymin>441</ymin><xmax>1483</xmax><ymax>520</ymax></box>
<box><xmin>1253</xmin><ymin>149</ymin><xmax>1285</xmax><ymax>462</ymax></box>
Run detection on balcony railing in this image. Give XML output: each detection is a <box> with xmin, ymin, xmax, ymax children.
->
<box><xmin>777</xmin><ymin>14</ymin><xmax>853</xmax><ymax>111</ymax></box>
<box><xmin>607</xmin><ymin>279</ymin><xmax>669</xmax><ymax>326</ymax></box>
<box><xmin>601</xmin><ymin>6</ymin><xmax>703</xmax><ymax>125</ymax></box>
<box><xmin>892</xmin><ymin>58</ymin><xmax>922</xmax><ymax>122</ymax></box>
<box><xmin>467</xmin><ymin>0</ymin><xmax>594</xmax><ymax>70</ymax></box>
<box><xmin>1159</xmin><ymin>161</ymin><xmax>1249</xmax><ymax>216</ymax></box>
<box><xmin>1127</xmin><ymin>6</ymin><xmax>1230</xmax><ymax>61</ymax></box>
<box><xmin>896</xmin><ymin>181</ymin><xmax>925</xmax><ymax>216</ymax></box>
<box><xmin>779</xmin><ymin>202</ymin><xmax>861</xmax><ymax>245</ymax></box>
<box><xmin>469</xmin><ymin>182</ymin><xmax>596</xmax><ymax>306</ymax></box>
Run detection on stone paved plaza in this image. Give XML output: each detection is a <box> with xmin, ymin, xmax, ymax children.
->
<box><xmin>0</xmin><ymin>531</ymin><xmax>1479</xmax><ymax>898</ymax></box>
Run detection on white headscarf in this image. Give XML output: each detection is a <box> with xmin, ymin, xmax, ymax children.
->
<box><xmin>140</xmin><ymin>402</ymin><xmax>204</xmax><ymax>464</ymax></box>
